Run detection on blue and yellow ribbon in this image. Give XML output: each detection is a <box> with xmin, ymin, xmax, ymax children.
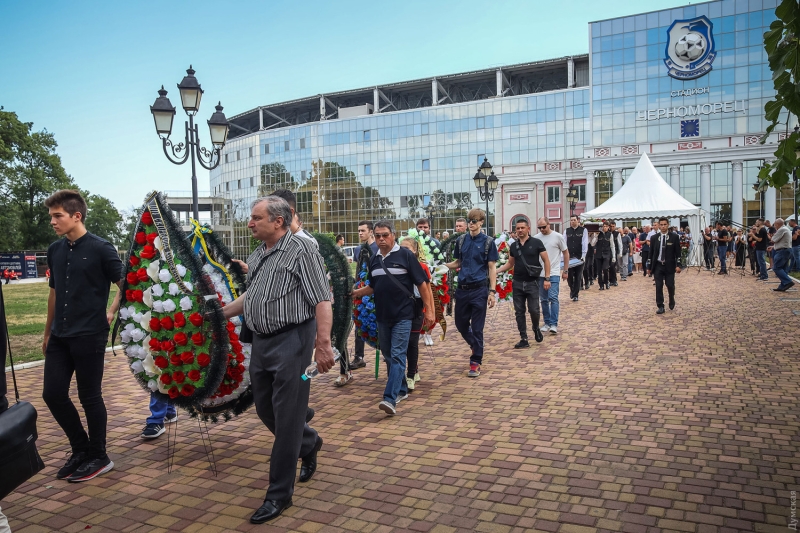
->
<box><xmin>190</xmin><ymin>220</ymin><xmax>239</xmax><ymax>300</ymax></box>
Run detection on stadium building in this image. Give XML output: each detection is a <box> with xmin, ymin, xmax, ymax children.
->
<box><xmin>211</xmin><ymin>0</ymin><xmax>791</xmax><ymax>257</ymax></box>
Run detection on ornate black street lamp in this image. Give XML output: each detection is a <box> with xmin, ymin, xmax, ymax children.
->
<box><xmin>150</xmin><ymin>66</ymin><xmax>230</xmax><ymax>221</ymax></box>
<box><xmin>794</xmin><ymin>124</ymin><xmax>799</xmax><ymax>225</ymax></box>
<box><xmin>473</xmin><ymin>157</ymin><xmax>499</xmax><ymax>235</ymax></box>
<box><xmin>566</xmin><ymin>185</ymin><xmax>579</xmax><ymax>217</ymax></box>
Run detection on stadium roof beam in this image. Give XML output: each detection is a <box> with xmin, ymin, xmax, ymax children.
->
<box><xmin>261</xmin><ymin>108</ymin><xmax>292</xmax><ymax>130</ymax></box>
<box><xmin>320</xmin><ymin>96</ymin><xmax>338</xmax><ymax>120</ymax></box>
<box><xmin>497</xmin><ymin>69</ymin><xmax>515</xmax><ymax>97</ymax></box>
<box><xmin>375</xmin><ymin>88</ymin><xmax>397</xmax><ymax>113</ymax></box>
<box><xmin>432</xmin><ymin>79</ymin><xmax>452</xmax><ymax>106</ymax></box>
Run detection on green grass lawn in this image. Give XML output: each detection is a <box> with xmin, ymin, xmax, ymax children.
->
<box><xmin>3</xmin><ymin>282</ymin><xmax>118</xmax><ymax>366</ymax></box>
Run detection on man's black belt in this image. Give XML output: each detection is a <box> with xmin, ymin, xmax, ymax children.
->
<box><xmin>254</xmin><ymin>317</ymin><xmax>313</xmax><ymax>339</ymax></box>
<box><xmin>458</xmin><ymin>280</ymin><xmax>488</xmax><ymax>291</ymax></box>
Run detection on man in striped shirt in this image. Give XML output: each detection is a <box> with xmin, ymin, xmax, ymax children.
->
<box><xmin>222</xmin><ymin>196</ymin><xmax>334</xmax><ymax>524</ymax></box>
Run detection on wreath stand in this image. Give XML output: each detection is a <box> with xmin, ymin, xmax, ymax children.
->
<box><xmin>165</xmin><ymin>409</ymin><xmax>218</xmax><ymax>476</ymax></box>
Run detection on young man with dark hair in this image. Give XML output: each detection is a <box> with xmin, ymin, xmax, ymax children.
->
<box><xmin>715</xmin><ymin>221</ymin><xmax>730</xmax><ymax>274</ymax></box>
<box><xmin>42</xmin><ymin>189</ymin><xmax>123</xmax><ymax>482</ymax></box>
<box><xmin>416</xmin><ymin>218</ymin><xmax>440</xmax><ymax>247</ymax></box>
<box><xmin>454</xmin><ymin>218</ymin><xmax>467</xmax><ymax>233</ymax></box>
<box><xmin>350</xmin><ymin>220</ymin><xmax>379</xmax><ymax>372</ymax></box>
<box><xmin>750</xmin><ymin>218</ymin><xmax>769</xmax><ymax>281</ymax></box>
<box><xmin>648</xmin><ymin>217</ymin><xmax>681</xmax><ymax>314</ymax></box>
<box><xmin>565</xmin><ymin>215</ymin><xmax>588</xmax><ymax>300</ymax></box>
<box><xmin>335</xmin><ymin>234</ymin><xmax>344</xmax><ymax>247</ymax></box>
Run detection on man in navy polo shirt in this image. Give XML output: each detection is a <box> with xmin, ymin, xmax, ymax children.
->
<box><xmin>444</xmin><ymin>208</ymin><xmax>498</xmax><ymax>377</ymax></box>
<box><xmin>352</xmin><ymin>221</ymin><xmax>434</xmax><ymax>416</ymax></box>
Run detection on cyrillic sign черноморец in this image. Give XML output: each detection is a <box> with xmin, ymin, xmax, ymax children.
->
<box><xmin>636</xmin><ymin>100</ymin><xmax>746</xmax><ymax>122</ymax></box>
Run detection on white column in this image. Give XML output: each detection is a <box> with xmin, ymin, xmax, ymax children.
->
<box><xmin>669</xmin><ymin>165</ymin><xmax>681</xmax><ymax>227</ymax></box>
<box><xmin>700</xmin><ymin>163</ymin><xmax>712</xmax><ymax>219</ymax></box>
<box><xmin>496</xmin><ymin>69</ymin><xmax>503</xmax><ymax>97</ymax></box>
<box><xmin>568</xmin><ymin>57</ymin><xmax>575</xmax><ymax>88</ymax></box>
<box><xmin>731</xmin><ymin>160</ymin><xmax>744</xmax><ymax>226</ymax></box>
<box><xmin>258</xmin><ymin>107</ymin><xmax>263</xmax><ymax>130</ymax></box>
<box><xmin>431</xmin><ymin>79</ymin><xmax>438</xmax><ymax>106</ymax></box>
<box><xmin>765</xmin><ymin>186</ymin><xmax>777</xmax><ymax>223</ymax></box>
<box><xmin>584</xmin><ymin>171</ymin><xmax>596</xmax><ymax>211</ymax></box>
<box><xmin>373</xmin><ymin>88</ymin><xmax>380</xmax><ymax>114</ymax></box>
<box><xmin>319</xmin><ymin>96</ymin><xmax>326</xmax><ymax>120</ymax></box>
<box><xmin>612</xmin><ymin>169</ymin><xmax>623</xmax><ymax>194</ymax></box>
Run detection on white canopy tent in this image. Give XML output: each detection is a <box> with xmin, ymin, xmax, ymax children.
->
<box><xmin>580</xmin><ymin>153</ymin><xmax>707</xmax><ymax>265</ymax></box>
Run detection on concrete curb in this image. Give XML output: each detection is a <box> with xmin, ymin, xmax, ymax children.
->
<box><xmin>5</xmin><ymin>345</ymin><xmax>123</xmax><ymax>373</ymax></box>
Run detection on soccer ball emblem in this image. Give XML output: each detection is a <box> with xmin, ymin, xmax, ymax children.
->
<box><xmin>675</xmin><ymin>32</ymin><xmax>706</xmax><ymax>61</ymax></box>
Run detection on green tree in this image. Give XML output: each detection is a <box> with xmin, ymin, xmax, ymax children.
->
<box><xmin>85</xmin><ymin>194</ymin><xmax>125</xmax><ymax>247</ymax></box>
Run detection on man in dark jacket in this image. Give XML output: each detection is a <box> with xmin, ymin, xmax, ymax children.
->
<box><xmin>648</xmin><ymin>217</ymin><xmax>682</xmax><ymax>314</ymax></box>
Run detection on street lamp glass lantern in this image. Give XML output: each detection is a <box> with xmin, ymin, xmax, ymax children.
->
<box><xmin>150</xmin><ymin>86</ymin><xmax>176</xmax><ymax>138</ymax></box>
<box><xmin>177</xmin><ymin>65</ymin><xmax>204</xmax><ymax>114</ymax></box>
<box><xmin>479</xmin><ymin>157</ymin><xmax>493</xmax><ymax>177</ymax></box>
<box><xmin>473</xmin><ymin>170</ymin><xmax>486</xmax><ymax>189</ymax></box>
<box><xmin>207</xmin><ymin>102</ymin><xmax>230</xmax><ymax>147</ymax></box>
<box><xmin>487</xmin><ymin>171</ymin><xmax>499</xmax><ymax>191</ymax></box>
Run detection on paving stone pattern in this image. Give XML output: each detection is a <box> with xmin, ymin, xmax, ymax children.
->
<box><xmin>2</xmin><ymin>271</ymin><xmax>799</xmax><ymax>532</ymax></box>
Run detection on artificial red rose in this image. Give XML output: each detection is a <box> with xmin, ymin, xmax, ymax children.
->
<box><xmin>197</xmin><ymin>353</ymin><xmax>210</xmax><ymax>367</ymax></box>
<box><xmin>160</xmin><ymin>340</ymin><xmax>175</xmax><ymax>353</ymax></box>
<box><xmin>140</xmin><ymin>245</ymin><xmax>156</xmax><ymax>260</ymax></box>
<box><xmin>228</xmin><ymin>331</ymin><xmax>239</xmax><ymax>342</ymax></box>
<box><xmin>141</xmin><ymin>211</ymin><xmax>153</xmax><ymax>226</ymax></box>
<box><xmin>126</xmin><ymin>290</ymin><xmax>134</xmax><ymax>301</ymax></box>
<box><xmin>160</xmin><ymin>317</ymin><xmax>174</xmax><ymax>330</ymax></box>
<box><xmin>191</xmin><ymin>332</ymin><xmax>205</xmax><ymax>346</ymax></box>
<box><xmin>159</xmin><ymin>374</ymin><xmax>172</xmax><ymax>385</ymax></box>
<box><xmin>173</xmin><ymin>371</ymin><xmax>185</xmax><ymax>384</ymax></box>
<box><xmin>230</xmin><ymin>340</ymin><xmax>242</xmax><ymax>353</ymax></box>
<box><xmin>173</xmin><ymin>312</ymin><xmax>186</xmax><ymax>328</ymax></box>
<box><xmin>146</xmin><ymin>232</ymin><xmax>158</xmax><ymax>245</ymax></box>
<box><xmin>149</xmin><ymin>318</ymin><xmax>162</xmax><ymax>332</ymax></box>
<box><xmin>187</xmin><ymin>369</ymin><xmax>201</xmax><ymax>382</ymax></box>
<box><xmin>168</xmin><ymin>387</ymin><xmax>179</xmax><ymax>399</ymax></box>
<box><xmin>181</xmin><ymin>384</ymin><xmax>195</xmax><ymax>396</ymax></box>
<box><xmin>188</xmin><ymin>312</ymin><xmax>203</xmax><ymax>327</ymax></box>
<box><xmin>353</xmin><ymin>309</ymin><xmax>360</xmax><ymax>317</ymax></box>
<box><xmin>129</xmin><ymin>255</ymin><xmax>140</xmax><ymax>267</ymax></box>
<box><xmin>135</xmin><ymin>232</ymin><xmax>146</xmax><ymax>245</ymax></box>
<box><xmin>226</xmin><ymin>321</ymin><xmax>235</xmax><ymax>333</ymax></box>
<box><xmin>126</xmin><ymin>272</ymin><xmax>138</xmax><ymax>285</ymax></box>
<box><xmin>219</xmin><ymin>385</ymin><xmax>232</xmax><ymax>396</ymax></box>
<box><xmin>136</xmin><ymin>268</ymin><xmax>149</xmax><ymax>282</ymax></box>
<box><xmin>149</xmin><ymin>338</ymin><xmax>162</xmax><ymax>351</ymax></box>
<box><xmin>170</xmin><ymin>353</ymin><xmax>182</xmax><ymax>366</ymax></box>
<box><xmin>235</xmin><ymin>353</ymin><xmax>245</xmax><ymax>363</ymax></box>
<box><xmin>173</xmin><ymin>332</ymin><xmax>188</xmax><ymax>346</ymax></box>
<box><xmin>154</xmin><ymin>356</ymin><xmax>168</xmax><ymax>369</ymax></box>
<box><xmin>180</xmin><ymin>352</ymin><xmax>194</xmax><ymax>365</ymax></box>
<box><xmin>132</xmin><ymin>290</ymin><xmax>144</xmax><ymax>302</ymax></box>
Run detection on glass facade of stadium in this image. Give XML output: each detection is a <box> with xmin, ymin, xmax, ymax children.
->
<box><xmin>210</xmin><ymin>0</ymin><xmax>793</xmax><ymax>258</ymax></box>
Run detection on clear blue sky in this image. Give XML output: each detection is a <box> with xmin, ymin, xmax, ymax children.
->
<box><xmin>0</xmin><ymin>0</ymin><xmax>689</xmax><ymax>213</ymax></box>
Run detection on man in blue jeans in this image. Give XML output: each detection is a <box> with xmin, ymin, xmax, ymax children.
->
<box><xmin>769</xmin><ymin>218</ymin><xmax>796</xmax><ymax>292</ymax></box>
<box><xmin>352</xmin><ymin>220</ymin><xmax>434</xmax><ymax>415</ymax></box>
<box><xmin>141</xmin><ymin>394</ymin><xmax>178</xmax><ymax>438</ymax></box>
<box><xmin>751</xmin><ymin>218</ymin><xmax>770</xmax><ymax>281</ymax></box>
<box><xmin>534</xmin><ymin>217</ymin><xmax>569</xmax><ymax>335</ymax></box>
<box><xmin>715</xmin><ymin>222</ymin><xmax>730</xmax><ymax>274</ymax></box>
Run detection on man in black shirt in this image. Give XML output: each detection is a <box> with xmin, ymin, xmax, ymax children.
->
<box><xmin>564</xmin><ymin>216</ymin><xmax>588</xmax><ymax>300</ymax></box>
<box><xmin>42</xmin><ymin>190</ymin><xmax>123</xmax><ymax>483</ymax></box>
<box><xmin>496</xmin><ymin>219</ymin><xmax>550</xmax><ymax>348</ymax></box>
<box><xmin>751</xmin><ymin>218</ymin><xmax>770</xmax><ymax>280</ymax></box>
<box><xmin>715</xmin><ymin>222</ymin><xmax>730</xmax><ymax>274</ymax></box>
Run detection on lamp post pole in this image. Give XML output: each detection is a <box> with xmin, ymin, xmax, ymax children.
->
<box><xmin>566</xmin><ymin>186</ymin><xmax>578</xmax><ymax>218</ymax></box>
<box><xmin>794</xmin><ymin>124</ymin><xmax>799</xmax><ymax>225</ymax></box>
<box><xmin>473</xmin><ymin>157</ymin><xmax>499</xmax><ymax>235</ymax></box>
<box><xmin>149</xmin><ymin>66</ymin><xmax>230</xmax><ymax>222</ymax></box>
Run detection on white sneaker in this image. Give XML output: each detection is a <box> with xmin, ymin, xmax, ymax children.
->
<box><xmin>379</xmin><ymin>401</ymin><xmax>396</xmax><ymax>416</ymax></box>
<box><xmin>549</xmin><ymin>326</ymin><xmax>558</xmax><ymax>335</ymax></box>
<box><xmin>540</xmin><ymin>325</ymin><xmax>550</xmax><ymax>333</ymax></box>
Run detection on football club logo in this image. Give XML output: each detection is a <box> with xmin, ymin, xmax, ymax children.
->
<box><xmin>664</xmin><ymin>15</ymin><xmax>716</xmax><ymax>80</ymax></box>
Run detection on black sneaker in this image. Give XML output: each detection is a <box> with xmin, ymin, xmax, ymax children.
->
<box><xmin>67</xmin><ymin>455</ymin><xmax>114</xmax><ymax>483</ymax></box>
<box><xmin>350</xmin><ymin>357</ymin><xmax>367</xmax><ymax>369</ymax></box>
<box><xmin>56</xmin><ymin>451</ymin><xmax>87</xmax><ymax>480</ymax></box>
<box><xmin>164</xmin><ymin>412</ymin><xmax>178</xmax><ymax>424</ymax></box>
<box><xmin>514</xmin><ymin>339</ymin><xmax>529</xmax><ymax>349</ymax></box>
<box><xmin>141</xmin><ymin>423</ymin><xmax>165</xmax><ymax>439</ymax></box>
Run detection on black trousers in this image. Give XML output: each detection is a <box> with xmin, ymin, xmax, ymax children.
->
<box><xmin>406</xmin><ymin>315</ymin><xmax>423</xmax><ymax>378</ymax></box>
<box><xmin>653</xmin><ymin>265</ymin><xmax>676</xmax><ymax>308</ymax></box>
<box><xmin>512</xmin><ymin>280</ymin><xmax>540</xmax><ymax>340</ymax></box>
<box><xmin>250</xmin><ymin>319</ymin><xmax>319</xmax><ymax>502</ymax></box>
<box><xmin>641</xmin><ymin>250</ymin><xmax>649</xmax><ymax>273</ymax></box>
<box><xmin>595</xmin><ymin>254</ymin><xmax>611</xmax><ymax>286</ymax></box>
<box><xmin>609</xmin><ymin>256</ymin><xmax>618</xmax><ymax>282</ymax></box>
<box><xmin>353</xmin><ymin>331</ymin><xmax>365</xmax><ymax>360</ymax></box>
<box><xmin>704</xmin><ymin>246</ymin><xmax>715</xmax><ymax>269</ymax></box>
<box><xmin>583</xmin><ymin>248</ymin><xmax>594</xmax><ymax>284</ymax></box>
<box><xmin>42</xmin><ymin>333</ymin><xmax>108</xmax><ymax>458</ymax></box>
<box><xmin>567</xmin><ymin>262</ymin><xmax>584</xmax><ymax>298</ymax></box>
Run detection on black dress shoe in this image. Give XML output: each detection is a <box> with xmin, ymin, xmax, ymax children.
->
<box><xmin>656</xmin><ymin>306</ymin><xmax>665</xmax><ymax>314</ymax></box>
<box><xmin>669</xmin><ymin>300</ymin><xmax>675</xmax><ymax>310</ymax></box>
<box><xmin>299</xmin><ymin>436</ymin><xmax>323</xmax><ymax>483</ymax></box>
<box><xmin>533</xmin><ymin>325</ymin><xmax>544</xmax><ymax>343</ymax></box>
<box><xmin>250</xmin><ymin>498</ymin><xmax>292</xmax><ymax>524</ymax></box>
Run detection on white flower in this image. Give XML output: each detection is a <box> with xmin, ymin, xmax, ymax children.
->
<box><xmin>119</xmin><ymin>307</ymin><xmax>131</xmax><ymax>320</ymax></box>
<box><xmin>147</xmin><ymin>379</ymin><xmax>158</xmax><ymax>392</ymax></box>
<box><xmin>162</xmin><ymin>299</ymin><xmax>176</xmax><ymax>313</ymax></box>
<box><xmin>184</xmin><ymin>282</ymin><xmax>193</xmax><ymax>292</ymax></box>
<box><xmin>120</xmin><ymin>330</ymin><xmax>132</xmax><ymax>344</ymax></box>
<box><xmin>158</xmin><ymin>269</ymin><xmax>172</xmax><ymax>283</ymax></box>
<box><xmin>180</xmin><ymin>296</ymin><xmax>193</xmax><ymax>311</ymax></box>
<box><xmin>151</xmin><ymin>284</ymin><xmax>164</xmax><ymax>297</ymax></box>
<box><xmin>125</xmin><ymin>346</ymin><xmax>139</xmax><ymax>358</ymax></box>
<box><xmin>143</xmin><ymin>287</ymin><xmax>153</xmax><ymax>308</ymax></box>
<box><xmin>131</xmin><ymin>328</ymin><xmax>145</xmax><ymax>342</ymax></box>
<box><xmin>433</xmin><ymin>248</ymin><xmax>440</xmax><ymax>254</ymax></box>
<box><xmin>168</xmin><ymin>283</ymin><xmax>180</xmax><ymax>296</ymax></box>
<box><xmin>147</xmin><ymin>260</ymin><xmax>161</xmax><ymax>282</ymax></box>
<box><xmin>176</xmin><ymin>264</ymin><xmax>187</xmax><ymax>277</ymax></box>
<box><xmin>153</xmin><ymin>300</ymin><xmax>165</xmax><ymax>313</ymax></box>
<box><xmin>409</xmin><ymin>229</ymin><xmax>418</xmax><ymax>238</ymax></box>
<box><xmin>132</xmin><ymin>312</ymin><xmax>143</xmax><ymax>323</ymax></box>
<box><xmin>140</xmin><ymin>311</ymin><xmax>151</xmax><ymax>331</ymax></box>
<box><xmin>153</xmin><ymin>236</ymin><xmax>163</xmax><ymax>252</ymax></box>
<box><xmin>202</xmin><ymin>264</ymin><xmax>215</xmax><ymax>275</ymax></box>
<box><xmin>142</xmin><ymin>353</ymin><xmax>159</xmax><ymax>377</ymax></box>
<box><xmin>130</xmin><ymin>361</ymin><xmax>144</xmax><ymax>374</ymax></box>
<box><xmin>157</xmin><ymin>379</ymin><xmax>170</xmax><ymax>394</ymax></box>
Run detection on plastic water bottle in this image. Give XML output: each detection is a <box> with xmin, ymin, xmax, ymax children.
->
<box><xmin>301</xmin><ymin>348</ymin><xmax>341</xmax><ymax>381</ymax></box>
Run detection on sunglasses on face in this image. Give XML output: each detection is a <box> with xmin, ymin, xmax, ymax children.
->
<box><xmin>468</xmin><ymin>219</ymin><xmax>482</xmax><ymax>224</ymax></box>
<box><xmin>537</xmin><ymin>225</ymin><xmax>547</xmax><ymax>230</ymax></box>
<box><xmin>374</xmin><ymin>232</ymin><xmax>391</xmax><ymax>239</ymax></box>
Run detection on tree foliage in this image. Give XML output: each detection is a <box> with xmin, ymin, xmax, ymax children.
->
<box><xmin>85</xmin><ymin>193</ymin><xmax>126</xmax><ymax>247</ymax></box>
<box><xmin>759</xmin><ymin>0</ymin><xmax>800</xmax><ymax>201</ymax></box>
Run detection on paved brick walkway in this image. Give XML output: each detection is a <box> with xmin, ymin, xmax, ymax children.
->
<box><xmin>2</xmin><ymin>270</ymin><xmax>799</xmax><ymax>532</ymax></box>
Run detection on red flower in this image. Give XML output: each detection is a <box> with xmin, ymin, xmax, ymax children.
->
<box><xmin>149</xmin><ymin>318</ymin><xmax>162</xmax><ymax>332</ymax></box>
<box><xmin>181</xmin><ymin>384</ymin><xmax>195</xmax><ymax>396</ymax></box>
<box><xmin>125</xmin><ymin>290</ymin><xmax>134</xmax><ymax>301</ymax></box>
<box><xmin>191</xmin><ymin>332</ymin><xmax>205</xmax><ymax>346</ymax></box>
<box><xmin>140</xmin><ymin>245</ymin><xmax>156</xmax><ymax>260</ymax></box>
<box><xmin>173</xmin><ymin>312</ymin><xmax>186</xmax><ymax>328</ymax></box>
<box><xmin>160</xmin><ymin>340</ymin><xmax>175</xmax><ymax>353</ymax></box>
<box><xmin>126</xmin><ymin>272</ymin><xmax>138</xmax><ymax>285</ymax></box>
<box><xmin>141</xmin><ymin>211</ymin><xmax>153</xmax><ymax>226</ymax></box>
<box><xmin>197</xmin><ymin>353</ymin><xmax>210</xmax><ymax>367</ymax></box>
<box><xmin>353</xmin><ymin>309</ymin><xmax>360</xmax><ymax>317</ymax></box>
<box><xmin>173</xmin><ymin>371</ymin><xmax>185</xmax><ymax>384</ymax></box>
<box><xmin>168</xmin><ymin>387</ymin><xmax>179</xmax><ymax>399</ymax></box>
<box><xmin>230</xmin><ymin>340</ymin><xmax>242</xmax><ymax>353</ymax></box>
<box><xmin>129</xmin><ymin>255</ymin><xmax>140</xmax><ymax>267</ymax></box>
<box><xmin>235</xmin><ymin>353</ymin><xmax>244</xmax><ymax>363</ymax></box>
<box><xmin>226</xmin><ymin>322</ymin><xmax>235</xmax><ymax>333</ymax></box>
<box><xmin>160</xmin><ymin>317</ymin><xmax>174</xmax><ymax>330</ymax></box>
<box><xmin>149</xmin><ymin>338</ymin><xmax>162</xmax><ymax>351</ymax></box>
<box><xmin>188</xmin><ymin>312</ymin><xmax>203</xmax><ymax>327</ymax></box>
<box><xmin>135</xmin><ymin>232</ymin><xmax>146</xmax><ymax>245</ymax></box>
<box><xmin>154</xmin><ymin>356</ymin><xmax>168</xmax><ymax>369</ymax></box>
<box><xmin>159</xmin><ymin>374</ymin><xmax>172</xmax><ymax>384</ymax></box>
<box><xmin>187</xmin><ymin>369</ymin><xmax>201</xmax><ymax>382</ymax></box>
<box><xmin>173</xmin><ymin>332</ymin><xmax>188</xmax><ymax>346</ymax></box>
<box><xmin>180</xmin><ymin>352</ymin><xmax>194</xmax><ymax>365</ymax></box>
<box><xmin>146</xmin><ymin>232</ymin><xmax>158</xmax><ymax>245</ymax></box>
<box><xmin>136</xmin><ymin>268</ymin><xmax>149</xmax><ymax>282</ymax></box>
<box><xmin>170</xmin><ymin>353</ymin><xmax>182</xmax><ymax>366</ymax></box>
<box><xmin>132</xmin><ymin>290</ymin><xmax>144</xmax><ymax>302</ymax></box>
